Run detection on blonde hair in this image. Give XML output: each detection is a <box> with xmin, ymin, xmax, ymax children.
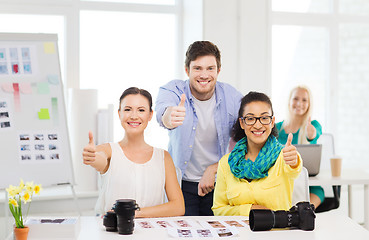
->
<box><xmin>282</xmin><ymin>85</ymin><xmax>313</xmax><ymax>144</ymax></box>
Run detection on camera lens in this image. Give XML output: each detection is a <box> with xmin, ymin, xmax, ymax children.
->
<box><xmin>249</xmin><ymin>202</ymin><xmax>315</xmax><ymax>231</ymax></box>
<box><xmin>113</xmin><ymin>199</ymin><xmax>139</xmax><ymax>235</ymax></box>
<box><xmin>249</xmin><ymin>209</ymin><xmax>275</xmax><ymax>231</ymax></box>
<box><xmin>103</xmin><ymin>211</ymin><xmax>117</xmax><ymax>232</ymax></box>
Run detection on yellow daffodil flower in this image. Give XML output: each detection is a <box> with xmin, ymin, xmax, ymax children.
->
<box><xmin>22</xmin><ymin>192</ymin><xmax>31</xmax><ymax>204</ymax></box>
<box><xmin>34</xmin><ymin>184</ymin><xmax>42</xmax><ymax>194</ymax></box>
<box><xmin>19</xmin><ymin>179</ymin><xmax>25</xmax><ymax>189</ymax></box>
<box><xmin>6</xmin><ymin>185</ymin><xmax>18</xmax><ymax>197</ymax></box>
<box><xmin>9</xmin><ymin>198</ymin><xmax>18</xmax><ymax>207</ymax></box>
<box><xmin>25</xmin><ymin>181</ymin><xmax>34</xmax><ymax>192</ymax></box>
<box><xmin>7</xmin><ymin>179</ymin><xmax>42</xmax><ymax>228</ymax></box>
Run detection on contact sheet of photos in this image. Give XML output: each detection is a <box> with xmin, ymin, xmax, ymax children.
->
<box><xmin>0</xmin><ymin>47</ymin><xmax>34</xmax><ymax>75</ymax></box>
<box><xmin>135</xmin><ymin>219</ymin><xmax>249</xmax><ymax>238</ymax></box>
<box><xmin>18</xmin><ymin>131</ymin><xmax>61</xmax><ymax>162</ymax></box>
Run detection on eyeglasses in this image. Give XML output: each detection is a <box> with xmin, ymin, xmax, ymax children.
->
<box><xmin>240</xmin><ymin>116</ymin><xmax>273</xmax><ymax>125</ymax></box>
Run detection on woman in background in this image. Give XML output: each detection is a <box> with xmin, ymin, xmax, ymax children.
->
<box><xmin>212</xmin><ymin>91</ymin><xmax>301</xmax><ymax>216</ymax></box>
<box><xmin>82</xmin><ymin>87</ymin><xmax>184</xmax><ymax>217</ymax></box>
<box><xmin>276</xmin><ymin>85</ymin><xmax>323</xmax><ymax>208</ymax></box>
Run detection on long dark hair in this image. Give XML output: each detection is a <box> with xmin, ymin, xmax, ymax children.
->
<box><xmin>231</xmin><ymin>91</ymin><xmax>278</xmax><ymax>142</ymax></box>
<box><xmin>118</xmin><ymin>87</ymin><xmax>153</xmax><ymax>111</ymax></box>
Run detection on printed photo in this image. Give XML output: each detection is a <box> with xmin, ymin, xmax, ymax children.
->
<box><xmin>20</xmin><ymin>134</ymin><xmax>30</xmax><ymax>141</ymax></box>
<box><xmin>23</xmin><ymin>62</ymin><xmax>32</xmax><ymax>74</ymax></box>
<box><xmin>156</xmin><ymin>221</ymin><xmax>172</xmax><ymax>228</ymax></box>
<box><xmin>35</xmin><ymin>154</ymin><xmax>45</xmax><ymax>160</ymax></box>
<box><xmin>0</xmin><ymin>101</ymin><xmax>7</xmax><ymax>108</ymax></box>
<box><xmin>21</xmin><ymin>47</ymin><xmax>31</xmax><ymax>60</ymax></box>
<box><xmin>10</xmin><ymin>48</ymin><xmax>18</xmax><ymax>60</ymax></box>
<box><xmin>138</xmin><ymin>221</ymin><xmax>154</xmax><ymax>229</ymax></box>
<box><xmin>197</xmin><ymin>229</ymin><xmax>212</xmax><ymax>237</ymax></box>
<box><xmin>0</xmin><ymin>122</ymin><xmax>10</xmax><ymax>128</ymax></box>
<box><xmin>177</xmin><ymin>229</ymin><xmax>192</xmax><ymax>238</ymax></box>
<box><xmin>49</xmin><ymin>144</ymin><xmax>57</xmax><ymax>150</ymax></box>
<box><xmin>34</xmin><ymin>134</ymin><xmax>44</xmax><ymax>140</ymax></box>
<box><xmin>50</xmin><ymin>154</ymin><xmax>60</xmax><ymax>160</ymax></box>
<box><xmin>207</xmin><ymin>221</ymin><xmax>225</xmax><ymax>228</ymax></box>
<box><xmin>216</xmin><ymin>228</ymin><xmax>233</xmax><ymax>237</ymax></box>
<box><xmin>0</xmin><ymin>48</ymin><xmax>5</xmax><ymax>60</ymax></box>
<box><xmin>11</xmin><ymin>62</ymin><xmax>19</xmax><ymax>74</ymax></box>
<box><xmin>35</xmin><ymin>144</ymin><xmax>45</xmax><ymax>151</ymax></box>
<box><xmin>175</xmin><ymin>220</ymin><xmax>192</xmax><ymax>228</ymax></box>
<box><xmin>48</xmin><ymin>134</ymin><xmax>58</xmax><ymax>140</ymax></box>
<box><xmin>0</xmin><ymin>63</ymin><xmax>8</xmax><ymax>74</ymax></box>
<box><xmin>0</xmin><ymin>112</ymin><xmax>9</xmax><ymax>118</ymax></box>
<box><xmin>225</xmin><ymin>220</ymin><xmax>244</xmax><ymax>227</ymax></box>
<box><xmin>20</xmin><ymin>145</ymin><xmax>30</xmax><ymax>151</ymax></box>
<box><xmin>21</xmin><ymin>155</ymin><xmax>31</xmax><ymax>161</ymax></box>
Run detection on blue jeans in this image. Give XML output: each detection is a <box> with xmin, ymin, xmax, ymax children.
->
<box><xmin>181</xmin><ymin>180</ymin><xmax>214</xmax><ymax>216</ymax></box>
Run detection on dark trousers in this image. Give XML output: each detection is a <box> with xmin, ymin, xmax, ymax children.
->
<box><xmin>181</xmin><ymin>180</ymin><xmax>214</xmax><ymax>216</ymax></box>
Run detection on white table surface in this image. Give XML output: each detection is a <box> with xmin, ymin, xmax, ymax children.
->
<box><xmin>309</xmin><ymin>169</ymin><xmax>369</xmax><ymax>229</ymax></box>
<box><xmin>76</xmin><ymin>212</ymin><xmax>369</xmax><ymax>240</ymax></box>
<box><xmin>7</xmin><ymin>212</ymin><xmax>369</xmax><ymax>240</ymax></box>
<box><xmin>309</xmin><ymin>169</ymin><xmax>369</xmax><ymax>186</ymax></box>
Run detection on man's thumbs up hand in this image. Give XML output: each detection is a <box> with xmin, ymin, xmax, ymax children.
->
<box><xmin>162</xmin><ymin>94</ymin><xmax>186</xmax><ymax>129</ymax></box>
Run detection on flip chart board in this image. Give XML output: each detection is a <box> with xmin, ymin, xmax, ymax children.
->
<box><xmin>0</xmin><ymin>33</ymin><xmax>74</xmax><ymax>189</ymax></box>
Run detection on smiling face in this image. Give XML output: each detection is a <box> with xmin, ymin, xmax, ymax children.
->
<box><xmin>289</xmin><ymin>88</ymin><xmax>310</xmax><ymax>116</ymax></box>
<box><xmin>185</xmin><ymin>55</ymin><xmax>220</xmax><ymax>101</ymax></box>
<box><xmin>240</xmin><ymin>101</ymin><xmax>275</xmax><ymax>148</ymax></box>
<box><xmin>118</xmin><ymin>94</ymin><xmax>153</xmax><ymax>134</ymax></box>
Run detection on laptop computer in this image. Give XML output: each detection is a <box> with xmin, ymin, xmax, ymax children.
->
<box><xmin>295</xmin><ymin>144</ymin><xmax>322</xmax><ymax>177</ymax></box>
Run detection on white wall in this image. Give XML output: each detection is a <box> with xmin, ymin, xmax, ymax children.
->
<box><xmin>202</xmin><ymin>0</ymin><xmax>270</xmax><ymax>95</ymax></box>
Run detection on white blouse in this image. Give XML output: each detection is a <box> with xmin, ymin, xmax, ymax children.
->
<box><xmin>95</xmin><ymin>143</ymin><xmax>166</xmax><ymax>215</ymax></box>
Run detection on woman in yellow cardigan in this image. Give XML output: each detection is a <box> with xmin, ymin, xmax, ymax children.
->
<box><xmin>212</xmin><ymin>91</ymin><xmax>302</xmax><ymax>216</ymax></box>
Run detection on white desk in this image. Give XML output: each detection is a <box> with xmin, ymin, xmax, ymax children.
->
<box><xmin>6</xmin><ymin>213</ymin><xmax>369</xmax><ymax>239</ymax></box>
<box><xmin>309</xmin><ymin>169</ymin><xmax>369</xmax><ymax>229</ymax></box>
<box><xmin>79</xmin><ymin>213</ymin><xmax>369</xmax><ymax>240</ymax></box>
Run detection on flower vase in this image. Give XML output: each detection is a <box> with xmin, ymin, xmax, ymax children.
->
<box><xmin>14</xmin><ymin>226</ymin><xmax>29</xmax><ymax>240</ymax></box>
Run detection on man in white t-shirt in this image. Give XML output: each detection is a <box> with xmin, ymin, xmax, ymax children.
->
<box><xmin>156</xmin><ymin>41</ymin><xmax>297</xmax><ymax>216</ymax></box>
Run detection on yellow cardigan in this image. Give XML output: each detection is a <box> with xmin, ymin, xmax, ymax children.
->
<box><xmin>212</xmin><ymin>151</ymin><xmax>302</xmax><ymax>216</ymax></box>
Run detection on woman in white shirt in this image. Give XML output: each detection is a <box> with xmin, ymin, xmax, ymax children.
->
<box><xmin>82</xmin><ymin>87</ymin><xmax>185</xmax><ymax>217</ymax></box>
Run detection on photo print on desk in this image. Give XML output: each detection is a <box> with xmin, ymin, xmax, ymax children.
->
<box><xmin>167</xmin><ymin>227</ymin><xmax>239</xmax><ymax>238</ymax></box>
<box><xmin>199</xmin><ymin>219</ymin><xmax>248</xmax><ymax>229</ymax></box>
<box><xmin>156</xmin><ymin>220</ymin><xmax>173</xmax><ymax>228</ymax></box>
<box><xmin>137</xmin><ymin>221</ymin><xmax>154</xmax><ymax>229</ymax></box>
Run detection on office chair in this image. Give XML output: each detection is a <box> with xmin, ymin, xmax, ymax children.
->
<box><xmin>315</xmin><ymin>133</ymin><xmax>341</xmax><ymax>213</ymax></box>
<box><xmin>292</xmin><ymin>167</ymin><xmax>310</xmax><ymax>206</ymax></box>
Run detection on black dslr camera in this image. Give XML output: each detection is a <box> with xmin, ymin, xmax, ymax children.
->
<box><xmin>103</xmin><ymin>199</ymin><xmax>140</xmax><ymax>235</ymax></box>
<box><xmin>249</xmin><ymin>201</ymin><xmax>315</xmax><ymax>231</ymax></box>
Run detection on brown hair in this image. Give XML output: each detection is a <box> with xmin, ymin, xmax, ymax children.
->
<box><xmin>185</xmin><ymin>41</ymin><xmax>221</xmax><ymax>70</ymax></box>
<box><xmin>118</xmin><ymin>87</ymin><xmax>152</xmax><ymax>111</ymax></box>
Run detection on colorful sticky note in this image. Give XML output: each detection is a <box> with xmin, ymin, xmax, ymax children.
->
<box><xmin>20</xmin><ymin>83</ymin><xmax>32</xmax><ymax>94</ymax></box>
<box><xmin>37</xmin><ymin>82</ymin><xmax>50</xmax><ymax>94</ymax></box>
<box><xmin>38</xmin><ymin>108</ymin><xmax>50</xmax><ymax>120</ymax></box>
<box><xmin>43</xmin><ymin>42</ymin><xmax>55</xmax><ymax>54</ymax></box>
<box><xmin>1</xmin><ymin>83</ymin><xmax>13</xmax><ymax>93</ymax></box>
<box><xmin>13</xmin><ymin>83</ymin><xmax>21</xmax><ymax>112</ymax></box>
<box><xmin>51</xmin><ymin>97</ymin><xmax>58</xmax><ymax>125</ymax></box>
<box><xmin>48</xmin><ymin>75</ymin><xmax>59</xmax><ymax>85</ymax></box>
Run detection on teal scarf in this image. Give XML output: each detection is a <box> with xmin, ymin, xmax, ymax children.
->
<box><xmin>228</xmin><ymin>136</ymin><xmax>283</xmax><ymax>180</ymax></box>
